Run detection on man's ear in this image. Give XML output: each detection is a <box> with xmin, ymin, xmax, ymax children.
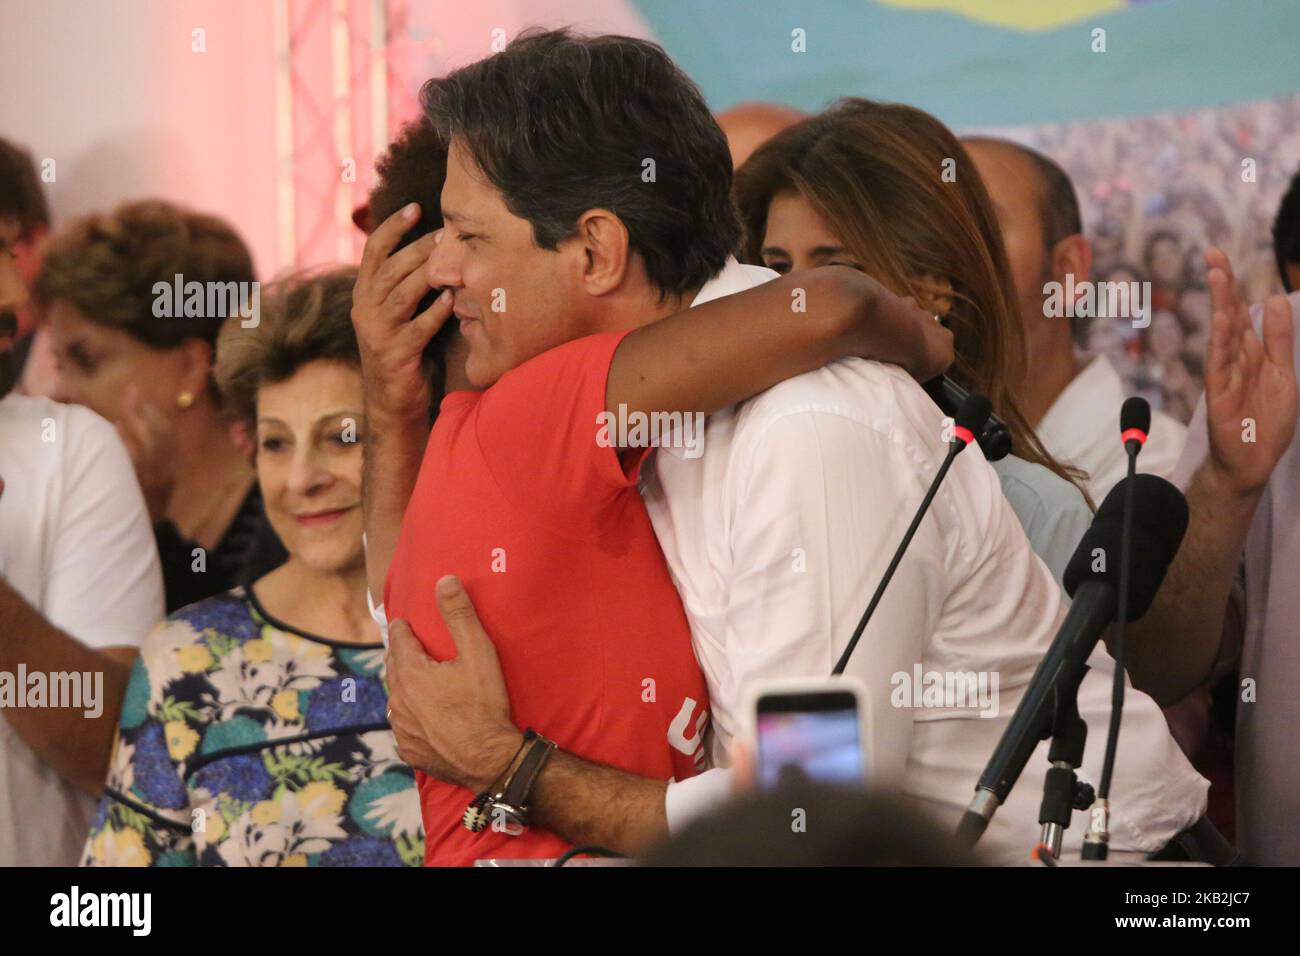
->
<box><xmin>1052</xmin><ymin>234</ymin><xmax>1093</xmax><ymax>305</ymax></box>
<box><xmin>572</xmin><ymin>208</ymin><xmax>631</xmax><ymax>296</ymax></box>
<box><xmin>913</xmin><ymin>275</ymin><xmax>955</xmax><ymax>318</ymax></box>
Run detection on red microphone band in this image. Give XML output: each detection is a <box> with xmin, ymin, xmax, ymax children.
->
<box><xmin>953</xmin><ymin>425</ymin><xmax>976</xmax><ymax>447</ymax></box>
<box><xmin>1121</xmin><ymin>428</ymin><xmax>1149</xmax><ymax>447</ymax></box>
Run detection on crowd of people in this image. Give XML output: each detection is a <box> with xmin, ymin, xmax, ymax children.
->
<box><xmin>1</xmin><ymin>26</ymin><xmax>1298</xmax><ymax>867</ymax></box>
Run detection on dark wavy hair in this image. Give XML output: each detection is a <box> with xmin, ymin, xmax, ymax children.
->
<box><xmin>419</xmin><ymin>27</ymin><xmax>740</xmax><ymax>299</ymax></box>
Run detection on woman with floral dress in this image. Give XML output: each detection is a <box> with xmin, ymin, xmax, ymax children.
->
<box><xmin>82</xmin><ymin>268</ymin><xmax>424</xmax><ymax>866</ymax></box>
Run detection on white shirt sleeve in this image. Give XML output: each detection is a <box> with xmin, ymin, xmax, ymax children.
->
<box><xmin>367</xmin><ymin>589</ymin><xmax>390</xmax><ymax>648</ymax></box>
<box><xmin>44</xmin><ymin>406</ymin><xmax>163</xmax><ymax>648</ymax></box>
<box><xmin>722</xmin><ymin>408</ymin><xmax>949</xmax><ymax>791</ymax></box>
<box><xmin>664</xmin><ymin>767</ymin><xmax>734</xmax><ymax>834</ymax></box>
<box><xmin>361</xmin><ymin>530</ymin><xmax>391</xmax><ymax>647</ymax></box>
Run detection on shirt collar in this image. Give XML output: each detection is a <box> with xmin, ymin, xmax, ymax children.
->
<box><xmin>689</xmin><ymin>257</ymin><xmax>778</xmax><ymax>308</ymax></box>
<box><xmin>1038</xmin><ymin>354</ymin><xmax>1125</xmax><ymax>449</ymax></box>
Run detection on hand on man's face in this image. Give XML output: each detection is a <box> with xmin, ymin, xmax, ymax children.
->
<box><xmin>352</xmin><ymin>204</ymin><xmax>449</xmax><ymax>419</ymax></box>
<box><xmin>385</xmin><ymin>575</ymin><xmax>521</xmax><ymax>793</ymax></box>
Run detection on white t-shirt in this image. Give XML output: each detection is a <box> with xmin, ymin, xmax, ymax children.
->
<box><xmin>1037</xmin><ymin>355</ymin><xmax>1187</xmax><ymax>504</ymax></box>
<box><xmin>648</xmin><ymin>262</ymin><xmax>1207</xmax><ymax>864</ymax></box>
<box><xmin>0</xmin><ymin>394</ymin><xmax>164</xmax><ymax>865</ymax></box>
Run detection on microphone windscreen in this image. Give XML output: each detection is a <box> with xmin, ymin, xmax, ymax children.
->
<box><xmin>955</xmin><ymin>393</ymin><xmax>993</xmax><ymax>436</ymax></box>
<box><xmin>1120</xmin><ymin>396</ymin><xmax>1151</xmax><ymax>436</ymax></box>
<box><xmin>1062</xmin><ymin>474</ymin><xmax>1189</xmax><ymax>619</ymax></box>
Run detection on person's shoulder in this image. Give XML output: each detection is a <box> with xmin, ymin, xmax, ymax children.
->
<box><xmin>168</xmin><ymin>585</ymin><xmax>255</xmax><ymax>626</ymax></box>
<box><xmin>157</xmin><ymin>587</ymin><xmax>259</xmax><ymax>648</ymax></box>
<box><xmin>505</xmin><ymin>331</ymin><xmax>625</xmax><ymax>381</ymax></box>
<box><xmin>992</xmin><ymin>455</ymin><xmax>1093</xmax><ymax>541</ymax></box>
<box><xmin>0</xmin><ymin>392</ymin><xmax>109</xmax><ymax>430</ymax></box>
<box><xmin>993</xmin><ymin>455</ymin><xmax>1090</xmax><ymax>511</ymax></box>
<box><xmin>480</xmin><ymin>332</ymin><xmax>625</xmax><ymax>416</ymax></box>
<box><xmin>736</xmin><ymin>358</ymin><xmax>934</xmax><ymax>435</ymax></box>
<box><xmin>721</xmin><ymin>360</ymin><xmax>953</xmax><ymax>483</ymax></box>
<box><xmin>0</xmin><ymin>396</ymin><xmax>137</xmax><ymax>508</ymax></box>
<box><xmin>0</xmin><ymin>394</ymin><xmax>121</xmax><ymax>458</ymax></box>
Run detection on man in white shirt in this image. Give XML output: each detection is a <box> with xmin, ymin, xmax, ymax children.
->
<box><xmin>964</xmin><ymin>137</ymin><xmax>1185</xmax><ymax>503</ymax></box>
<box><xmin>645</xmin><ymin>260</ymin><xmax>1204</xmax><ymax>863</ymax></box>
<box><xmin>1</xmin><ymin>249</ymin><xmax>163</xmax><ymax>864</ymax></box>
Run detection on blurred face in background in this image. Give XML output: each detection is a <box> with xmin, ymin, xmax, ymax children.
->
<box><xmin>255</xmin><ymin>359</ymin><xmax>366</xmax><ymax>575</ymax></box>
<box><xmin>1149</xmin><ymin>309</ymin><xmax>1187</xmax><ymax>361</ymax></box>
<box><xmin>1147</xmin><ymin>236</ymin><xmax>1183</xmax><ymax>287</ymax></box>
<box><xmin>44</xmin><ymin>299</ymin><xmax>205</xmax><ymax>424</ymax></box>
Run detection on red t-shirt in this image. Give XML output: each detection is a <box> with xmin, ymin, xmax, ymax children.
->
<box><xmin>385</xmin><ymin>331</ymin><xmax>711</xmax><ymax>866</ymax></box>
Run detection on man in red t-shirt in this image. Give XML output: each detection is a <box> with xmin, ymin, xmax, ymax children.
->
<box><xmin>355</xmin><ymin>30</ymin><xmax>949</xmax><ymax>864</ymax></box>
<box><xmin>386</xmin><ymin>331</ymin><xmax>712</xmax><ymax>865</ymax></box>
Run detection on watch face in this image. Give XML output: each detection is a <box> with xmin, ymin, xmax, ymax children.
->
<box><xmin>488</xmin><ymin>804</ymin><xmax>527</xmax><ymax>837</ymax></box>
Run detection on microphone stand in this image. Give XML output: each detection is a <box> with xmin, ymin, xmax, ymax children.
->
<box><xmin>1081</xmin><ymin>440</ymin><xmax>1140</xmax><ymax>860</ymax></box>
<box><xmin>1034</xmin><ymin>656</ymin><xmax>1095</xmax><ymax>859</ymax></box>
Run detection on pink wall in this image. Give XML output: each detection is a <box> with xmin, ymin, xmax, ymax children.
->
<box><xmin>2</xmin><ymin>0</ymin><xmax>280</xmax><ymax>276</ymax></box>
<box><xmin>0</xmin><ymin>0</ymin><xmax>652</xmax><ymax>278</ymax></box>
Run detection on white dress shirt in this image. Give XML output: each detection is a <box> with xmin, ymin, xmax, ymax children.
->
<box><xmin>0</xmin><ymin>394</ymin><xmax>164</xmax><ymax>865</ymax></box>
<box><xmin>649</xmin><ymin>261</ymin><xmax>1207</xmax><ymax>864</ymax></box>
<box><xmin>1037</xmin><ymin>354</ymin><xmax>1187</xmax><ymax>504</ymax></box>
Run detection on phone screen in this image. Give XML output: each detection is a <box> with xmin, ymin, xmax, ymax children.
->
<box><xmin>755</xmin><ymin>691</ymin><xmax>864</xmax><ymax>790</ymax></box>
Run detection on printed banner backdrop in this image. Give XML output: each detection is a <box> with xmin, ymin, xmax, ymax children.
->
<box><xmin>621</xmin><ymin>0</ymin><xmax>1300</xmax><ymax>421</ymax></box>
<box><xmin>629</xmin><ymin>0</ymin><xmax>1300</xmax><ymax>125</ymax></box>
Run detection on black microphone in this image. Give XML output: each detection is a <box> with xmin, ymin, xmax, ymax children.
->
<box><xmin>957</xmin><ymin>474</ymin><xmax>1189</xmax><ymax>847</ymax></box>
<box><xmin>923</xmin><ymin>376</ymin><xmax>1012</xmax><ymax>462</ymax></box>
<box><xmin>1083</xmin><ymin>397</ymin><xmax>1152</xmax><ymax>860</ymax></box>
<box><xmin>1120</xmin><ymin>396</ymin><xmax>1151</xmax><ymax>455</ymax></box>
<box><xmin>832</xmin><ymin>393</ymin><xmax>993</xmax><ymax>676</ymax></box>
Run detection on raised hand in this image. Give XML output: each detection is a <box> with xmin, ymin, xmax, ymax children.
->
<box><xmin>1202</xmin><ymin>247</ymin><xmax>1296</xmax><ymax>496</ymax></box>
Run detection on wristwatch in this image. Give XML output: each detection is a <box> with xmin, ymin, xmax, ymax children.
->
<box><xmin>463</xmin><ymin>729</ymin><xmax>557</xmax><ymax>836</ymax></box>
